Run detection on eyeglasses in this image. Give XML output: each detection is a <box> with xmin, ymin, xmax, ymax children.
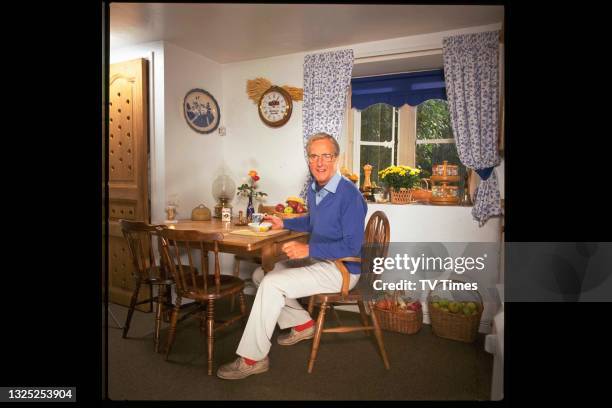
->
<box><xmin>308</xmin><ymin>153</ymin><xmax>336</xmax><ymax>162</ymax></box>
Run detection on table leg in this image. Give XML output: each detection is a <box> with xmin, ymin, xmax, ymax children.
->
<box><xmin>260</xmin><ymin>244</ymin><xmax>275</xmax><ymax>273</ymax></box>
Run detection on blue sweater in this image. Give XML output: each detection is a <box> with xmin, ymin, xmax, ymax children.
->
<box><xmin>283</xmin><ymin>176</ymin><xmax>367</xmax><ymax>274</ymax></box>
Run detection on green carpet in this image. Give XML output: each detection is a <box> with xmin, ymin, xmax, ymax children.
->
<box><xmin>107</xmin><ymin>296</ymin><xmax>493</xmax><ymax>400</ymax></box>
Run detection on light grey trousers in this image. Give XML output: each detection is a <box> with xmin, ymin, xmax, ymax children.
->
<box><xmin>235</xmin><ymin>258</ymin><xmax>359</xmax><ymax>361</ymax></box>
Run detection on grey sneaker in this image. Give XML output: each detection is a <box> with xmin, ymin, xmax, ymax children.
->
<box><xmin>277</xmin><ymin>326</ymin><xmax>315</xmax><ymax>346</ymax></box>
<box><xmin>217</xmin><ymin>356</ymin><xmax>269</xmax><ymax>380</ymax></box>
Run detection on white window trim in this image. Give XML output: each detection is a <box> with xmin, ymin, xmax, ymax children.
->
<box><xmin>416</xmin><ymin>138</ymin><xmax>455</xmax><ymax>145</ymax></box>
<box><xmin>352</xmin><ymin>107</ymin><xmax>399</xmax><ymax>179</ymax></box>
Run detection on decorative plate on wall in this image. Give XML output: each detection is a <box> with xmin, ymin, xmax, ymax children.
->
<box><xmin>183</xmin><ymin>88</ymin><xmax>220</xmax><ymax>134</ymax></box>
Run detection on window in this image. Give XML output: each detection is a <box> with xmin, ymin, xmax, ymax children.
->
<box><xmin>353</xmin><ymin>103</ymin><xmax>399</xmax><ymax>186</ymax></box>
<box><xmin>416</xmin><ymin>99</ymin><xmax>467</xmax><ymax>196</ymax></box>
<box><xmin>350</xmin><ymin>71</ymin><xmax>468</xmax><ymax>202</ymax></box>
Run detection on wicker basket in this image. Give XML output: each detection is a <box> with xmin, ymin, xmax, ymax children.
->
<box><xmin>427</xmin><ymin>280</ymin><xmax>483</xmax><ymax>343</ymax></box>
<box><xmin>373</xmin><ymin>293</ymin><xmax>422</xmax><ymax>334</ymax></box>
<box><xmin>389</xmin><ymin>188</ymin><xmax>413</xmax><ymax>204</ymax></box>
<box><xmin>374</xmin><ymin>306</ymin><xmax>423</xmax><ymax>334</ymax></box>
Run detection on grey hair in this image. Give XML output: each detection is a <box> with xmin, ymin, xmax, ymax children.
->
<box><xmin>306</xmin><ymin>132</ymin><xmax>340</xmax><ymax>156</ymax></box>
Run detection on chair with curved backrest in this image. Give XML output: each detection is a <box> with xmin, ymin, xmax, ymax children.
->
<box><xmin>159</xmin><ymin>228</ymin><xmax>247</xmax><ymax>375</ymax></box>
<box><xmin>119</xmin><ymin>220</ymin><xmax>174</xmax><ymax>353</ymax></box>
<box><xmin>306</xmin><ymin>210</ymin><xmax>391</xmax><ymax>373</ymax></box>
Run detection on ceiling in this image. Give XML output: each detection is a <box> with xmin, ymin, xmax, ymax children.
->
<box><xmin>110</xmin><ymin>3</ymin><xmax>504</xmax><ymax>64</ymax></box>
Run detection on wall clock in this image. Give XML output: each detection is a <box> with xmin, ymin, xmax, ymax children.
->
<box><xmin>258</xmin><ymin>86</ymin><xmax>293</xmax><ymax>127</ymax></box>
<box><xmin>183</xmin><ymin>88</ymin><xmax>220</xmax><ymax>134</ymax></box>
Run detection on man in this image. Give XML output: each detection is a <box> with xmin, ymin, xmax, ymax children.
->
<box><xmin>217</xmin><ymin>132</ymin><xmax>367</xmax><ymax>380</ymax></box>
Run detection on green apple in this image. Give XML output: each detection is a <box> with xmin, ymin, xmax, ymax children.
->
<box><xmin>462</xmin><ymin>307</ymin><xmax>472</xmax><ymax>316</ymax></box>
<box><xmin>467</xmin><ymin>302</ymin><xmax>477</xmax><ymax>311</ymax></box>
<box><xmin>449</xmin><ymin>302</ymin><xmax>460</xmax><ymax>313</ymax></box>
<box><xmin>432</xmin><ymin>302</ymin><xmax>440</xmax><ymax>308</ymax></box>
<box><xmin>439</xmin><ymin>299</ymin><xmax>449</xmax><ymax>308</ymax></box>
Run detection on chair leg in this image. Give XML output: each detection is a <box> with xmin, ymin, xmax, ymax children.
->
<box><xmin>330</xmin><ymin>305</ymin><xmax>343</xmax><ymax>326</ymax></box>
<box><xmin>162</xmin><ymin>284</ymin><xmax>173</xmax><ymax>323</ymax></box>
<box><xmin>357</xmin><ymin>301</ymin><xmax>371</xmax><ymax>337</ymax></box>
<box><xmin>368</xmin><ymin>300</ymin><xmax>390</xmax><ymax>370</ymax></box>
<box><xmin>307</xmin><ymin>296</ymin><xmax>315</xmax><ymax>315</ymax></box>
<box><xmin>123</xmin><ymin>281</ymin><xmax>141</xmax><ymax>338</ymax></box>
<box><xmin>230</xmin><ymin>259</ymin><xmax>240</xmax><ymax>312</ymax></box>
<box><xmin>164</xmin><ymin>297</ymin><xmax>182</xmax><ymax>360</ymax></box>
<box><xmin>308</xmin><ymin>301</ymin><xmax>328</xmax><ymax>374</ymax></box>
<box><xmin>238</xmin><ymin>290</ymin><xmax>247</xmax><ymax>318</ymax></box>
<box><xmin>206</xmin><ymin>299</ymin><xmax>215</xmax><ymax>376</ymax></box>
<box><xmin>153</xmin><ymin>290</ymin><xmax>163</xmax><ymax>353</ymax></box>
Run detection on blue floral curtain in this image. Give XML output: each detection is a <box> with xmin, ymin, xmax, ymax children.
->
<box><xmin>299</xmin><ymin>49</ymin><xmax>354</xmax><ymax>200</ymax></box>
<box><xmin>443</xmin><ymin>31</ymin><xmax>502</xmax><ymax>226</ymax></box>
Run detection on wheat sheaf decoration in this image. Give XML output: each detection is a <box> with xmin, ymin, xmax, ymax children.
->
<box><xmin>247</xmin><ymin>77</ymin><xmax>303</xmax><ymax>103</ymax></box>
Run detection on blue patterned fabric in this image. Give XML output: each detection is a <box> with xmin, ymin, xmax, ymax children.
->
<box><xmin>351</xmin><ymin>70</ymin><xmax>446</xmax><ymax>110</ymax></box>
<box><xmin>299</xmin><ymin>50</ymin><xmax>354</xmax><ymax>202</ymax></box>
<box><xmin>443</xmin><ymin>31</ymin><xmax>502</xmax><ymax>226</ymax></box>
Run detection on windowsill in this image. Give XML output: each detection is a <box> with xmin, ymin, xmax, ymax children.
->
<box><xmin>368</xmin><ymin>201</ymin><xmax>473</xmax><ymax>208</ymax></box>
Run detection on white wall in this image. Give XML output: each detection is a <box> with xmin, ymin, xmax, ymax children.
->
<box><xmin>221</xmin><ymin>52</ymin><xmax>308</xmax><ymax>208</ymax></box>
<box><xmin>163</xmin><ymin>42</ymin><xmax>224</xmax><ymax>217</ymax></box>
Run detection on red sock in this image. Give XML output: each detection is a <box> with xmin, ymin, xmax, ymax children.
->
<box><xmin>243</xmin><ymin>357</ymin><xmax>257</xmax><ymax>366</ymax></box>
<box><xmin>294</xmin><ymin>319</ymin><xmax>314</xmax><ymax>332</ymax></box>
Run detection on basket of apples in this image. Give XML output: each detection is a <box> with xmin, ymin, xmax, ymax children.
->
<box><xmin>427</xmin><ymin>280</ymin><xmax>483</xmax><ymax>343</ymax></box>
<box><xmin>274</xmin><ymin>196</ymin><xmax>309</xmax><ymax>219</ymax></box>
<box><xmin>373</xmin><ymin>291</ymin><xmax>423</xmax><ymax>334</ymax></box>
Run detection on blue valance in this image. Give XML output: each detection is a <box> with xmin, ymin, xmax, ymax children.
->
<box><xmin>351</xmin><ymin>69</ymin><xmax>447</xmax><ymax>110</ymax></box>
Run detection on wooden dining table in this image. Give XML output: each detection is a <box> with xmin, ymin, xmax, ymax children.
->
<box><xmin>162</xmin><ymin>218</ymin><xmax>309</xmax><ymax>272</ymax></box>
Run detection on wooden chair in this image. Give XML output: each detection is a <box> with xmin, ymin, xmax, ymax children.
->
<box><xmin>159</xmin><ymin>228</ymin><xmax>247</xmax><ymax>375</ymax></box>
<box><xmin>119</xmin><ymin>220</ymin><xmax>175</xmax><ymax>353</ymax></box>
<box><xmin>306</xmin><ymin>210</ymin><xmax>391</xmax><ymax>373</ymax></box>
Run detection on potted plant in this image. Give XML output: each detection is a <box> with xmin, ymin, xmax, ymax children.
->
<box><xmin>378</xmin><ymin>165</ymin><xmax>422</xmax><ymax>204</ymax></box>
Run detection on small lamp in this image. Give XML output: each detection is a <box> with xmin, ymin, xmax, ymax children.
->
<box><xmin>212</xmin><ymin>174</ymin><xmax>236</xmax><ymax>218</ymax></box>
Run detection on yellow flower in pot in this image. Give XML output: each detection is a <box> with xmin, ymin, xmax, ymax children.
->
<box><xmin>378</xmin><ymin>165</ymin><xmax>422</xmax><ymax>204</ymax></box>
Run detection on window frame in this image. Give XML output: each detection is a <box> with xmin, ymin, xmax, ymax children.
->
<box><xmin>351</xmin><ymin>104</ymin><xmax>399</xmax><ymax>182</ymax></box>
<box><xmin>350</xmin><ymin>99</ymin><xmax>466</xmax><ymax>188</ymax></box>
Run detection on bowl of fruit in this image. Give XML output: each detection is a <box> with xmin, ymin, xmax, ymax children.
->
<box><xmin>274</xmin><ymin>196</ymin><xmax>309</xmax><ymax>218</ymax></box>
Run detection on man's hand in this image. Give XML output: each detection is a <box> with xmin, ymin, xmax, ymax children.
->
<box><xmin>282</xmin><ymin>241</ymin><xmax>309</xmax><ymax>259</ymax></box>
<box><xmin>264</xmin><ymin>214</ymin><xmax>284</xmax><ymax>230</ymax></box>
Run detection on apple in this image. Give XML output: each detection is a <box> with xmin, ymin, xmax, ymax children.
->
<box><xmin>287</xmin><ymin>200</ymin><xmax>299</xmax><ymax>210</ymax></box>
<box><xmin>406</xmin><ymin>301</ymin><xmax>420</xmax><ymax>311</ymax></box>
<box><xmin>462</xmin><ymin>307</ymin><xmax>472</xmax><ymax>316</ymax></box>
<box><xmin>449</xmin><ymin>302</ymin><xmax>460</xmax><ymax>313</ymax></box>
<box><xmin>295</xmin><ymin>203</ymin><xmax>305</xmax><ymax>213</ymax></box>
<box><xmin>376</xmin><ymin>299</ymin><xmax>390</xmax><ymax>310</ymax></box>
<box><xmin>467</xmin><ymin>302</ymin><xmax>477</xmax><ymax>311</ymax></box>
<box><xmin>283</xmin><ymin>206</ymin><xmax>294</xmax><ymax>214</ymax></box>
<box><xmin>275</xmin><ymin>203</ymin><xmax>285</xmax><ymax>212</ymax></box>
<box><xmin>432</xmin><ymin>302</ymin><xmax>440</xmax><ymax>309</ymax></box>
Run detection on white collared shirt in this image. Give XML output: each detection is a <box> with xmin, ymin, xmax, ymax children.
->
<box><xmin>311</xmin><ymin>172</ymin><xmax>342</xmax><ymax>206</ymax></box>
